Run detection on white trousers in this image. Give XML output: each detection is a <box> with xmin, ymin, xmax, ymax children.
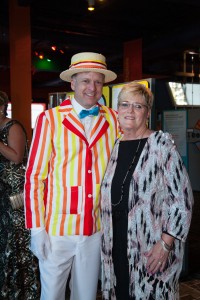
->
<box><xmin>39</xmin><ymin>232</ymin><xmax>101</xmax><ymax>300</ymax></box>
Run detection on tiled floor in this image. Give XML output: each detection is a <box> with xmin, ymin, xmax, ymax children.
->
<box><xmin>180</xmin><ymin>275</ymin><xmax>200</xmax><ymax>299</ymax></box>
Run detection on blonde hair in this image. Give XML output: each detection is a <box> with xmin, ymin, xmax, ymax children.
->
<box><xmin>118</xmin><ymin>81</ymin><xmax>154</xmax><ymax>109</ymax></box>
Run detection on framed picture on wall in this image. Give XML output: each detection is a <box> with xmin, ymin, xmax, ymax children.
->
<box><xmin>163</xmin><ymin>109</ymin><xmax>188</xmax><ymax>168</ymax></box>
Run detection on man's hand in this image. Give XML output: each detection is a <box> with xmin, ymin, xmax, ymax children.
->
<box><xmin>30</xmin><ymin>228</ymin><xmax>51</xmax><ymax>261</ymax></box>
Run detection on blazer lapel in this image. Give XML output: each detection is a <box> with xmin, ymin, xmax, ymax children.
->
<box><xmin>59</xmin><ymin>100</ymin><xmax>109</xmax><ymax>146</ymax></box>
<box><xmin>59</xmin><ymin>99</ymin><xmax>88</xmax><ymax>143</ymax></box>
<box><xmin>89</xmin><ymin>106</ymin><xmax>109</xmax><ymax>148</ymax></box>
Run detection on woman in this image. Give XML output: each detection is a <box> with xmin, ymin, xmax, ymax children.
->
<box><xmin>100</xmin><ymin>82</ymin><xmax>193</xmax><ymax>299</ymax></box>
<box><xmin>0</xmin><ymin>91</ymin><xmax>40</xmax><ymax>299</ymax></box>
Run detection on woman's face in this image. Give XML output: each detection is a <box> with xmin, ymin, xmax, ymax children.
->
<box><xmin>118</xmin><ymin>93</ymin><xmax>150</xmax><ymax>132</ymax></box>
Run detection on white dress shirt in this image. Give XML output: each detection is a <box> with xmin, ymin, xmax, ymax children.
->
<box><xmin>71</xmin><ymin>97</ymin><xmax>97</xmax><ymax>140</ymax></box>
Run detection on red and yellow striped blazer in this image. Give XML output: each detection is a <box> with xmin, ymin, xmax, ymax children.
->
<box><xmin>24</xmin><ymin>99</ymin><xmax>119</xmax><ymax>236</ymax></box>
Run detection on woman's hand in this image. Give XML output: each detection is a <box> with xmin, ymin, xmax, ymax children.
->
<box><xmin>145</xmin><ymin>241</ymin><xmax>169</xmax><ymax>274</ymax></box>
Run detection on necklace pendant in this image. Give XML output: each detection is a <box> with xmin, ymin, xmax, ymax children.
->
<box><xmin>112</xmin><ymin>138</ymin><xmax>142</xmax><ymax>207</ymax></box>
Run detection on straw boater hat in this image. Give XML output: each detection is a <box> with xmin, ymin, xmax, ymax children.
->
<box><xmin>60</xmin><ymin>52</ymin><xmax>117</xmax><ymax>83</ymax></box>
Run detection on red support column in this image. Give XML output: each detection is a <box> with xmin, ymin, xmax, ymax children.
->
<box><xmin>123</xmin><ymin>39</ymin><xmax>143</xmax><ymax>82</ymax></box>
<box><xmin>9</xmin><ymin>0</ymin><xmax>32</xmax><ymax>143</ymax></box>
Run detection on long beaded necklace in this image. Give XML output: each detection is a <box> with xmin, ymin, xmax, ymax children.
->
<box><xmin>111</xmin><ymin>138</ymin><xmax>142</xmax><ymax>207</ymax></box>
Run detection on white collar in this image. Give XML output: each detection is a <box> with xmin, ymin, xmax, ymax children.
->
<box><xmin>71</xmin><ymin>97</ymin><xmax>96</xmax><ymax>115</ymax></box>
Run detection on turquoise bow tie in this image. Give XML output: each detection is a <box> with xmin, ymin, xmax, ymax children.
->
<box><xmin>79</xmin><ymin>106</ymin><xmax>99</xmax><ymax>119</ymax></box>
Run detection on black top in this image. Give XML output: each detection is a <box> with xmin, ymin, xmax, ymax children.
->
<box><xmin>111</xmin><ymin>138</ymin><xmax>147</xmax><ymax>210</ymax></box>
<box><xmin>111</xmin><ymin>138</ymin><xmax>148</xmax><ymax>300</ymax></box>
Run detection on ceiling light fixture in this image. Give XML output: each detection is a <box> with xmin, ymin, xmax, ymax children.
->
<box><xmin>88</xmin><ymin>0</ymin><xmax>95</xmax><ymax>11</ymax></box>
<box><xmin>39</xmin><ymin>53</ymin><xmax>44</xmax><ymax>60</ymax></box>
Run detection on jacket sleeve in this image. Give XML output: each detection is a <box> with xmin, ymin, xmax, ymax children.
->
<box><xmin>24</xmin><ymin>112</ymin><xmax>52</xmax><ymax>229</ymax></box>
<box><xmin>161</xmin><ymin>133</ymin><xmax>193</xmax><ymax>242</ymax></box>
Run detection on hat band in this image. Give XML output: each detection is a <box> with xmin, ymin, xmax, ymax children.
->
<box><xmin>70</xmin><ymin>60</ymin><xmax>107</xmax><ymax>70</ymax></box>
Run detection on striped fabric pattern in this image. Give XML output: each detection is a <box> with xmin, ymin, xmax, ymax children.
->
<box><xmin>24</xmin><ymin>99</ymin><xmax>119</xmax><ymax>236</ymax></box>
<box><xmin>70</xmin><ymin>60</ymin><xmax>107</xmax><ymax>70</ymax></box>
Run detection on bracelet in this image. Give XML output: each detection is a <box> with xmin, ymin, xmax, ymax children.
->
<box><xmin>160</xmin><ymin>238</ymin><xmax>172</xmax><ymax>252</ymax></box>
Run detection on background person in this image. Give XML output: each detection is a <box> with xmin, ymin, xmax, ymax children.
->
<box><xmin>24</xmin><ymin>52</ymin><xmax>120</xmax><ymax>300</ymax></box>
<box><xmin>0</xmin><ymin>91</ymin><xmax>40</xmax><ymax>299</ymax></box>
<box><xmin>100</xmin><ymin>82</ymin><xmax>193</xmax><ymax>299</ymax></box>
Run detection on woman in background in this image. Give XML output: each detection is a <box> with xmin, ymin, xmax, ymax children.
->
<box><xmin>0</xmin><ymin>91</ymin><xmax>40</xmax><ymax>299</ymax></box>
<box><xmin>101</xmin><ymin>82</ymin><xmax>193</xmax><ymax>299</ymax></box>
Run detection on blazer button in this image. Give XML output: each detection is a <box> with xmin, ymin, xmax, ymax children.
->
<box><xmin>88</xmin><ymin>194</ymin><xmax>92</xmax><ymax>198</ymax></box>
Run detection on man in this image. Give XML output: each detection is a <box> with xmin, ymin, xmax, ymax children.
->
<box><xmin>24</xmin><ymin>52</ymin><xmax>119</xmax><ymax>300</ymax></box>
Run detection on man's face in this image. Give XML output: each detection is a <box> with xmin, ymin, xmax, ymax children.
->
<box><xmin>71</xmin><ymin>72</ymin><xmax>105</xmax><ymax>109</ymax></box>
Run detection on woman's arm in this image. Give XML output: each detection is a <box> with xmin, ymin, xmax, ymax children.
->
<box><xmin>0</xmin><ymin>123</ymin><xmax>26</xmax><ymax>164</ymax></box>
<box><xmin>146</xmin><ymin>132</ymin><xmax>193</xmax><ymax>274</ymax></box>
<box><xmin>161</xmin><ymin>233</ymin><xmax>175</xmax><ymax>247</ymax></box>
